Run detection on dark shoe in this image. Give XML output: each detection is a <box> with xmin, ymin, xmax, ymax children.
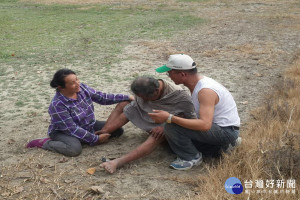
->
<box><xmin>169</xmin><ymin>153</ymin><xmax>202</xmax><ymax>170</ymax></box>
<box><xmin>109</xmin><ymin>128</ymin><xmax>124</xmax><ymax>138</ymax></box>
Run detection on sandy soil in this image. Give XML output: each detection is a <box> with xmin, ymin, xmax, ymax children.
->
<box><xmin>1</xmin><ymin>0</ymin><xmax>299</xmax><ymax>199</ymax></box>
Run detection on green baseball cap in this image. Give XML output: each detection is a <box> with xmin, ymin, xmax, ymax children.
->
<box><xmin>155</xmin><ymin>64</ymin><xmax>171</xmax><ymax>73</ymax></box>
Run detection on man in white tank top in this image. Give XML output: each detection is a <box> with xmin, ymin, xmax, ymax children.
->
<box><xmin>149</xmin><ymin>54</ymin><xmax>241</xmax><ymax>170</ymax></box>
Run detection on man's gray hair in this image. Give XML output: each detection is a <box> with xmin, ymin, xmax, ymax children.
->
<box><xmin>131</xmin><ymin>76</ymin><xmax>159</xmax><ymax>98</ymax></box>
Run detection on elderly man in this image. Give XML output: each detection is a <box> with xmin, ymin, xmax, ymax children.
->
<box><xmin>149</xmin><ymin>54</ymin><xmax>241</xmax><ymax>170</ymax></box>
<box><xmin>99</xmin><ymin>76</ymin><xmax>196</xmax><ymax>173</ymax></box>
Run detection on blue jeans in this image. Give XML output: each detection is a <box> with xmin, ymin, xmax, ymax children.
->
<box><xmin>164</xmin><ymin>123</ymin><xmax>239</xmax><ymax>160</ymax></box>
<box><xmin>43</xmin><ymin>121</ymin><xmax>123</xmax><ymax>157</ymax></box>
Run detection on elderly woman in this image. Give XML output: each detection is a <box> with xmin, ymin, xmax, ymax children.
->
<box><xmin>26</xmin><ymin>69</ymin><xmax>133</xmax><ymax>157</ymax></box>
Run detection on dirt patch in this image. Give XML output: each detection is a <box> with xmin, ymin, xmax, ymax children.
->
<box><xmin>1</xmin><ymin>0</ymin><xmax>300</xmax><ymax>199</ymax></box>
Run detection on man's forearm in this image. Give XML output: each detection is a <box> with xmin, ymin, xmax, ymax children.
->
<box><xmin>171</xmin><ymin>115</ymin><xmax>212</xmax><ymax>131</ymax></box>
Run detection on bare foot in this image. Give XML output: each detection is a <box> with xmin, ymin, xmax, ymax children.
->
<box><xmin>100</xmin><ymin>160</ymin><xmax>118</xmax><ymax>174</ymax></box>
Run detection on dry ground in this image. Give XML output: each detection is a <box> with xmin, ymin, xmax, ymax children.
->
<box><xmin>1</xmin><ymin>0</ymin><xmax>299</xmax><ymax>199</ymax></box>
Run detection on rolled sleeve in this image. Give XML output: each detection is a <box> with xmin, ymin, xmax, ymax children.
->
<box><xmin>82</xmin><ymin>84</ymin><xmax>130</xmax><ymax>105</ymax></box>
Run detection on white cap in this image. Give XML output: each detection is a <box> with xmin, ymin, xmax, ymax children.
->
<box><xmin>156</xmin><ymin>54</ymin><xmax>196</xmax><ymax>73</ymax></box>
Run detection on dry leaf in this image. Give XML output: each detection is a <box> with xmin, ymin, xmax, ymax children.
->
<box><xmin>14</xmin><ymin>186</ymin><xmax>24</xmax><ymax>194</ymax></box>
<box><xmin>36</xmin><ymin>164</ymin><xmax>43</xmax><ymax>169</ymax></box>
<box><xmin>40</xmin><ymin>177</ymin><xmax>50</xmax><ymax>184</ymax></box>
<box><xmin>7</xmin><ymin>139</ymin><xmax>16</xmax><ymax>144</ymax></box>
<box><xmin>58</xmin><ymin>157</ymin><xmax>69</xmax><ymax>163</ymax></box>
<box><xmin>86</xmin><ymin>167</ymin><xmax>96</xmax><ymax>175</ymax></box>
<box><xmin>64</xmin><ymin>179</ymin><xmax>74</xmax><ymax>184</ymax></box>
<box><xmin>253</xmin><ymin>72</ymin><xmax>263</xmax><ymax>77</ymax></box>
<box><xmin>89</xmin><ymin>186</ymin><xmax>105</xmax><ymax>194</ymax></box>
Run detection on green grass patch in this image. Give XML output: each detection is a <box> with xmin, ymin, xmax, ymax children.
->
<box><xmin>0</xmin><ymin>51</ymin><xmax>13</xmax><ymax>59</ymax></box>
<box><xmin>0</xmin><ymin>2</ymin><xmax>204</xmax><ymax>68</ymax></box>
<box><xmin>15</xmin><ymin>100</ymin><xmax>26</xmax><ymax>107</ymax></box>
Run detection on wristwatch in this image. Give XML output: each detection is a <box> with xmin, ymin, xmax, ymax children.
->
<box><xmin>166</xmin><ymin>114</ymin><xmax>173</xmax><ymax>123</ymax></box>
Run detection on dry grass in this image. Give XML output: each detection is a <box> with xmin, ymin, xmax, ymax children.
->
<box><xmin>191</xmin><ymin>53</ymin><xmax>300</xmax><ymax>199</ymax></box>
<box><xmin>20</xmin><ymin>0</ymin><xmax>138</xmax><ymax>5</ymax></box>
<box><xmin>20</xmin><ymin>0</ymin><xmax>176</xmax><ymax>5</ymax></box>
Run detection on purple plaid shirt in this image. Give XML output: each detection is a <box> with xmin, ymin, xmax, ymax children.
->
<box><xmin>48</xmin><ymin>83</ymin><xmax>130</xmax><ymax>145</ymax></box>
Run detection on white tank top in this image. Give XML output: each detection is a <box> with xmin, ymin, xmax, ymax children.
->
<box><xmin>191</xmin><ymin>76</ymin><xmax>240</xmax><ymax>127</ymax></box>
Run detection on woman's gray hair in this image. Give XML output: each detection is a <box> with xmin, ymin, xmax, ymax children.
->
<box><xmin>131</xmin><ymin>76</ymin><xmax>159</xmax><ymax>98</ymax></box>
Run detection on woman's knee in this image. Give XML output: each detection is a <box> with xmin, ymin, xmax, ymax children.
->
<box><xmin>65</xmin><ymin>145</ymin><xmax>82</xmax><ymax>157</ymax></box>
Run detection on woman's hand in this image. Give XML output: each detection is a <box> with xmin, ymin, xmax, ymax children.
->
<box><xmin>95</xmin><ymin>130</ymin><xmax>104</xmax><ymax>135</ymax></box>
<box><xmin>96</xmin><ymin>132</ymin><xmax>111</xmax><ymax>144</ymax></box>
<box><xmin>129</xmin><ymin>95</ymin><xmax>135</xmax><ymax>101</ymax></box>
<box><xmin>148</xmin><ymin>110</ymin><xmax>170</xmax><ymax>123</ymax></box>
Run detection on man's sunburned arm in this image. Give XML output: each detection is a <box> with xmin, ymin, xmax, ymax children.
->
<box><xmin>97</xmin><ymin>101</ymin><xmax>130</xmax><ymax>134</ymax></box>
<box><xmin>100</xmin><ymin>135</ymin><xmax>163</xmax><ymax>173</ymax></box>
